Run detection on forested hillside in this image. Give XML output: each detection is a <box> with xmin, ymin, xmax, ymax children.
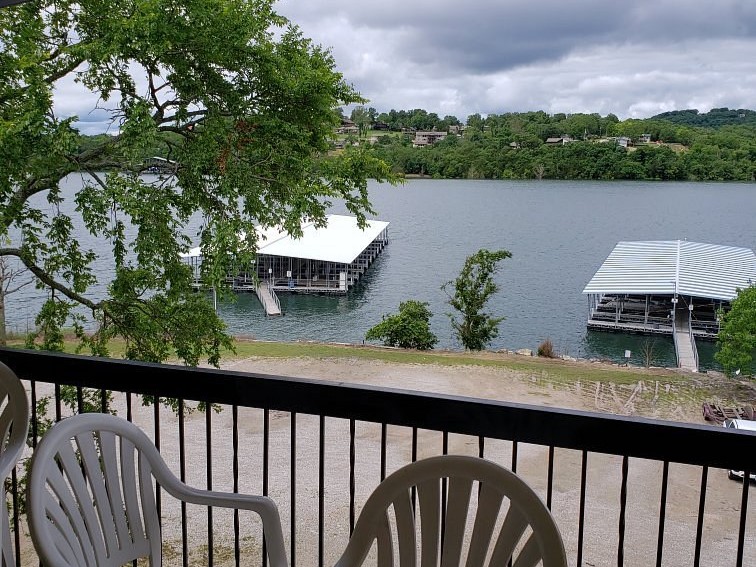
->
<box><xmin>362</xmin><ymin>109</ymin><xmax>756</xmax><ymax>181</ymax></box>
<box><xmin>652</xmin><ymin>108</ymin><xmax>756</xmax><ymax>128</ymax></box>
<box><xmin>76</xmin><ymin>107</ymin><xmax>756</xmax><ymax>182</ymax></box>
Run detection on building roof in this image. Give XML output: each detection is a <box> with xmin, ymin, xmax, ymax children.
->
<box><xmin>182</xmin><ymin>215</ymin><xmax>390</xmax><ymax>264</ymax></box>
<box><xmin>582</xmin><ymin>240</ymin><xmax>756</xmax><ymax>301</ymax></box>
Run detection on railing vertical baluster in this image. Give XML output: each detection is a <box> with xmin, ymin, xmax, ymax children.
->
<box><xmin>411</xmin><ymin>427</ymin><xmax>417</xmax><ymax>463</ymax></box>
<box><xmin>318</xmin><ymin>415</ymin><xmax>325</xmax><ymax>567</ymax></box>
<box><xmin>262</xmin><ymin>408</ymin><xmax>269</xmax><ymax>567</ymax></box>
<box><xmin>206</xmin><ymin>405</ymin><xmax>214</xmax><ymax>567</ymax></box>
<box><xmin>126</xmin><ymin>393</ymin><xmax>132</xmax><ymax>422</ymax></box>
<box><xmin>577</xmin><ymin>450</ymin><xmax>588</xmax><ymax>567</ymax></box>
<box><xmin>693</xmin><ymin>466</ymin><xmax>708</xmax><ymax>567</ymax></box>
<box><xmin>511</xmin><ymin>440</ymin><xmax>518</xmax><ymax>473</ymax></box>
<box><xmin>11</xmin><ymin>467</ymin><xmax>19</xmax><ymax>567</ymax></box>
<box><xmin>547</xmin><ymin>446</ymin><xmax>555</xmax><ymax>510</ymax></box>
<box><xmin>349</xmin><ymin>418</ymin><xmax>355</xmax><ymax>535</ymax></box>
<box><xmin>54</xmin><ymin>384</ymin><xmax>61</xmax><ymax>421</ymax></box>
<box><xmin>291</xmin><ymin>412</ymin><xmax>297</xmax><ymax>567</ymax></box>
<box><xmin>411</xmin><ymin>427</ymin><xmax>418</xmax><ymax>510</ymax></box>
<box><xmin>736</xmin><ymin>473</ymin><xmax>750</xmax><ymax>567</ymax></box>
<box><xmin>178</xmin><ymin>400</ymin><xmax>188</xmax><ymax>567</ymax></box>
<box><xmin>478</xmin><ymin>436</ymin><xmax>484</xmax><ymax>459</ymax></box>
<box><xmin>30</xmin><ymin>381</ymin><xmax>38</xmax><ymax>447</ymax></box>
<box><xmin>153</xmin><ymin>397</ymin><xmax>161</xmax><ymax>519</ymax></box>
<box><xmin>442</xmin><ymin>431</ymin><xmax>448</xmax><ymax>455</ymax></box>
<box><xmin>618</xmin><ymin>455</ymin><xmax>629</xmax><ymax>566</ymax></box>
<box><xmin>76</xmin><ymin>386</ymin><xmax>83</xmax><ymax>413</ymax></box>
<box><xmin>655</xmin><ymin>461</ymin><xmax>669</xmax><ymax>567</ymax></box>
<box><xmin>380</xmin><ymin>423</ymin><xmax>387</xmax><ymax>481</ymax></box>
<box><xmin>232</xmin><ymin>405</ymin><xmax>240</xmax><ymax>567</ymax></box>
<box><xmin>100</xmin><ymin>388</ymin><xmax>107</xmax><ymax>412</ymax></box>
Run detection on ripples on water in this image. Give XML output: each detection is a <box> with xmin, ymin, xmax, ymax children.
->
<box><xmin>10</xmin><ymin>177</ymin><xmax>756</xmax><ymax>369</ymax></box>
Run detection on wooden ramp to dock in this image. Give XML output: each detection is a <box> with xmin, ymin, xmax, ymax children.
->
<box><xmin>673</xmin><ymin>306</ymin><xmax>698</xmax><ymax>372</ymax></box>
<box><xmin>256</xmin><ymin>281</ymin><xmax>282</xmax><ymax>316</ymax></box>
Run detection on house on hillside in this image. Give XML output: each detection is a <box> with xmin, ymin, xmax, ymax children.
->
<box><xmin>545</xmin><ymin>135</ymin><xmax>574</xmax><ymax>146</ymax></box>
<box><xmin>413</xmin><ymin>131</ymin><xmax>447</xmax><ymax>147</ymax></box>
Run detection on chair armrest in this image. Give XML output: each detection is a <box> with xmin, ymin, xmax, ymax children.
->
<box><xmin>165</xmin><ymin>483</ymin><xmax>288</xmax><ymax>567</ymax></box>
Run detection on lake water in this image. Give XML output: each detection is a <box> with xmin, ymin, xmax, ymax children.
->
<box><xmin>8</xmin><ymin>178</ymin><xmax>756</xmax><ymax>369</ymax></box>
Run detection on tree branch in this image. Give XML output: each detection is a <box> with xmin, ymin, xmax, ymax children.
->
<box><xmin>0</xmin><ymin>248</ymin><xmax>103</xmax><ymax>311</ymax></box>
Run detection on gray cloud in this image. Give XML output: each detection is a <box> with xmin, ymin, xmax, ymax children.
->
<box><xmin>47</xmin><ymin>1</ymin><xmax>756</xmax><ymax>131</ymax></box>
<box><xmin>276</xmin><ymin>0</ymin><xmax>756</xmax><ymax>119</ymax></box>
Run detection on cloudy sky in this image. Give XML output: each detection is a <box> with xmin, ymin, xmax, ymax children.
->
<box><xmin>275</xmin><ymin>0</ymin><xmax>756</xmax><ymax>121</ymax></box>
<box><xmin>57</xmin><ymin>0</ymin><xmax>756</xmax><ymax>133</ymax></box>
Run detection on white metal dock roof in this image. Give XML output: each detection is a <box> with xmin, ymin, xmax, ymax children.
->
<box><xmin>182</xmin><ymin>215</ymin><xmax>390</xmax><ymax>264</ymax></box>
<box><xmin>582</xmin><ymin>240</ymin><xmax>756</xmax><ymax>301</ymax></box>
<box><xmin>258</xmin><ymin>214</ymin><xmax>389</xmax><ymax>263</ymax></box>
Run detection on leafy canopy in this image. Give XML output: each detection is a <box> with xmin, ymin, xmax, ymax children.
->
<box><xmin>443</xmin><ymin>248</ymin><xmax>511</xmax><ymax>351</ymax></box>
<box><xmin>365</xmin><ymin>300</ymin><xmax>438</xmax><ymax>350</ymax></box>
<box><xmin>716</xmin><ymin>285</ymin><xmax>756</xmax><ymax>377</ymax></box>
<box><xmin>0</xmin><ymin>0</ymin><xmax>395</xmax><ymax>365</ymax></box>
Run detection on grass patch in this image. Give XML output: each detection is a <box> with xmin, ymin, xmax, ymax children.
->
<box><xmin>229</xmin><ymin>339</ymin><xmax>685</xmax><ymax>386</ymax></box>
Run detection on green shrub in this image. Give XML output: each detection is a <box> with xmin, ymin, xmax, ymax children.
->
<box><xmin>366</xmin><ymin>300</ymin><xmax>438</xmax><ymax>350</ymax></box>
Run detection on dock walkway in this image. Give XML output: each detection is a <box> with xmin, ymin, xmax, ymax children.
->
<box><xmin>256</xmin><ymin>281</ymin><xmax>282</xmax><ymax>316</ymax></box>
<box><xmin>673</xmin><ymin>306</ymin><xmax>698</xmax><ymax>372</ymax></box>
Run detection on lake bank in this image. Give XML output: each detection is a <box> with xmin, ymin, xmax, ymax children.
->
<box><xmin>220</xmin><ymin>338</ymin><xmax>756</xmax><ymax>421</ymax></box>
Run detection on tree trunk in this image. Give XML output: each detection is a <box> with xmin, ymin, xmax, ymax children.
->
<box><xmin>0</xmin><ymin>288</ymin><xmax>5</xmax><ymax>346</ymax></box>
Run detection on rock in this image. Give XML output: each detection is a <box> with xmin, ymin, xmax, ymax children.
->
<box><xmin>515</xmin><ymin>348</ymin><xmax>533</xmax><ymax>356</ymax></box>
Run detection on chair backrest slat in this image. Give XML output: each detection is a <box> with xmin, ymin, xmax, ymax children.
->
<box><xmin>119</xmin><ymin>437</ymin><xmax>150</xmax><ymax>555</ymax></box>
<box><xmin>76</xmin><ymin>431</ymin><xmax>120</xmax><ymax>558</ymax></box>
<box><xmin>417</xmin><ymin>479</ymin><xmax>440</xmax><ymax>567</ymax></box>
<box><xmin>465</xmin><ymin>484</ymin><xmax>504</xmax><ymax>567</ymax></box>
<box><xmin>376</xmin><ymin>511</ymin><xmax>394</xmax><ymax>567</ymax></box>
<box><xmin>510</xmin><ymin>534</ymin><xmax>542</xmax><ymax>567</ymax></box>
<box><xmin>96</xmin><ymin>431</ymin><xmax>134</xmax><ymax>554</ymax></box>
<box><xmin>440</xmin><ymin>477</ymin><xmax>472</xmax><ymax>567</ymax></box>
<box><xmin>43</xmin><ymin>487</ymin><xmax>92</xmax><ymax>567</ymax></box>
<box><xmin>488</xmin><ymin>506</ymin><xmax>527</xmax><ymax>567</ymax></box>
<box><xmin>138</xmin><ymin>451</ymin><xmax>162</xmax><ymax>564</ymax></box>
<box><xmin>393</xmin><ymin>491</ymin><xmax>417</xmax><ymax>567</ymax></box>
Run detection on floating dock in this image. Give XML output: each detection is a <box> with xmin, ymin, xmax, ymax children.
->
<box><xmin>182</xmin><ymin>215</ymin><xmax>389</xmax><ymax>314</ymax></box>
<box><xmin>583</xmin><ymin>240</ymin><xmax>756</xmax><ymax>372</ymax></box>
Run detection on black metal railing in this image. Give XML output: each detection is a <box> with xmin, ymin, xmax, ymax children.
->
<box><xmin>1</xmin><ymin>347</ymin><xmax>754</xmax><ymax>567</ymax></box>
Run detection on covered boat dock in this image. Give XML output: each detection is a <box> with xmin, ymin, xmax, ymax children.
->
<box><xmin>183</xmin><ymin>214</ymin><xmax>390</xmax><ymax>314</ymax></box>
<box><xmin>583</xmin><ymin>240</ymin><xmax>756</xmax><ymax>372</ymax></box>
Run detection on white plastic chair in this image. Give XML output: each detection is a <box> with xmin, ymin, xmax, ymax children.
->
<box><xmin>335</xmin><ymin>455</ymin><xmax>567</xmax><ymax>567</ymax></box>
<box><xmin>28</xmin><ymin>412</ymin><xmax>288</xmax><ymax>567</ymax></box>
<box><xmin>0</xmin><ymin>361</ymin><xmax>30</xmax><ymax>567</ymax></box>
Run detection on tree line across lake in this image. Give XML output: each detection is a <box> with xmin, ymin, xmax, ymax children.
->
<box><xmin>81</xmin><ymin>107</ymin><xmax>756</xmax><ymax>182</ymax></box>
<box><xmin>360</xmin><ymin>107</ymin><xmax>756</xmax><ymax>181</ymax></box>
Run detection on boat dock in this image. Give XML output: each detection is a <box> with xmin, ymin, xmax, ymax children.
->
<box><xmin>583</xmin><ymin>240</ymin><xmax>756</xmax><ymax>371</ymax></box>
<box><xmin>181</xmin><ymin>215</ymin><xmax>390</xmax><ymax>315</ymax></box>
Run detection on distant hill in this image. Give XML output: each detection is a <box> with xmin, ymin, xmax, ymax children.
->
<box><xmin>651</xmin><ymin>107</ymin><xmax>756</xmax><ymax>128</ymax></box>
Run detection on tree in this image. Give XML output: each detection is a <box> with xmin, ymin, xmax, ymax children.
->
<box><xmin>716</xmin><ymin>285</ymin><xmax>756</xmax><ymax>377</ymax></box>
<box><xmin>365</xmin><ymin>300</ymin><xmax>438</xmax><ymax>350</ymax></box>
<box><xmin>442</xmin><ymin>249</ymin><xmax>511</xmax><ymax>351</ymax></box>
<box><xmin>0</xmin><ymin>254</ymin><xmax>32</xmax><ymax>345</ymax></box>
<box><xmin>0</xmin><ymin>0</ymin><xmax>394</xmax><ymax>365</ymax></box>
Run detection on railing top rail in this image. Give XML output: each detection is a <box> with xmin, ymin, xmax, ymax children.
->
<box><xmin>1</xmin><ymin>347</ymin><xmax>753</xmax><ymax>472</ymax></box>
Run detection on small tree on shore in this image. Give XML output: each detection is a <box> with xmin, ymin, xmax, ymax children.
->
<box><xmin>365</xmin><ymin>300</ymin><xmax>438</xmax><ymax>350</ymax></box>
<box><xmin>716</xmin><ymin>285</ymin><xmax>756</xmax><ymax>377</ymax></box>
<box><xmin>442</xmin><ymin>248</ymin><xmax>511</xmax><ymax>351</ymax></box>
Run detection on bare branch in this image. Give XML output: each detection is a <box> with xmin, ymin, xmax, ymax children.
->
<box><xmin>1</xmin><ymin>248</ymin><xmax>103</xmax><ymax>311</ymax></box>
